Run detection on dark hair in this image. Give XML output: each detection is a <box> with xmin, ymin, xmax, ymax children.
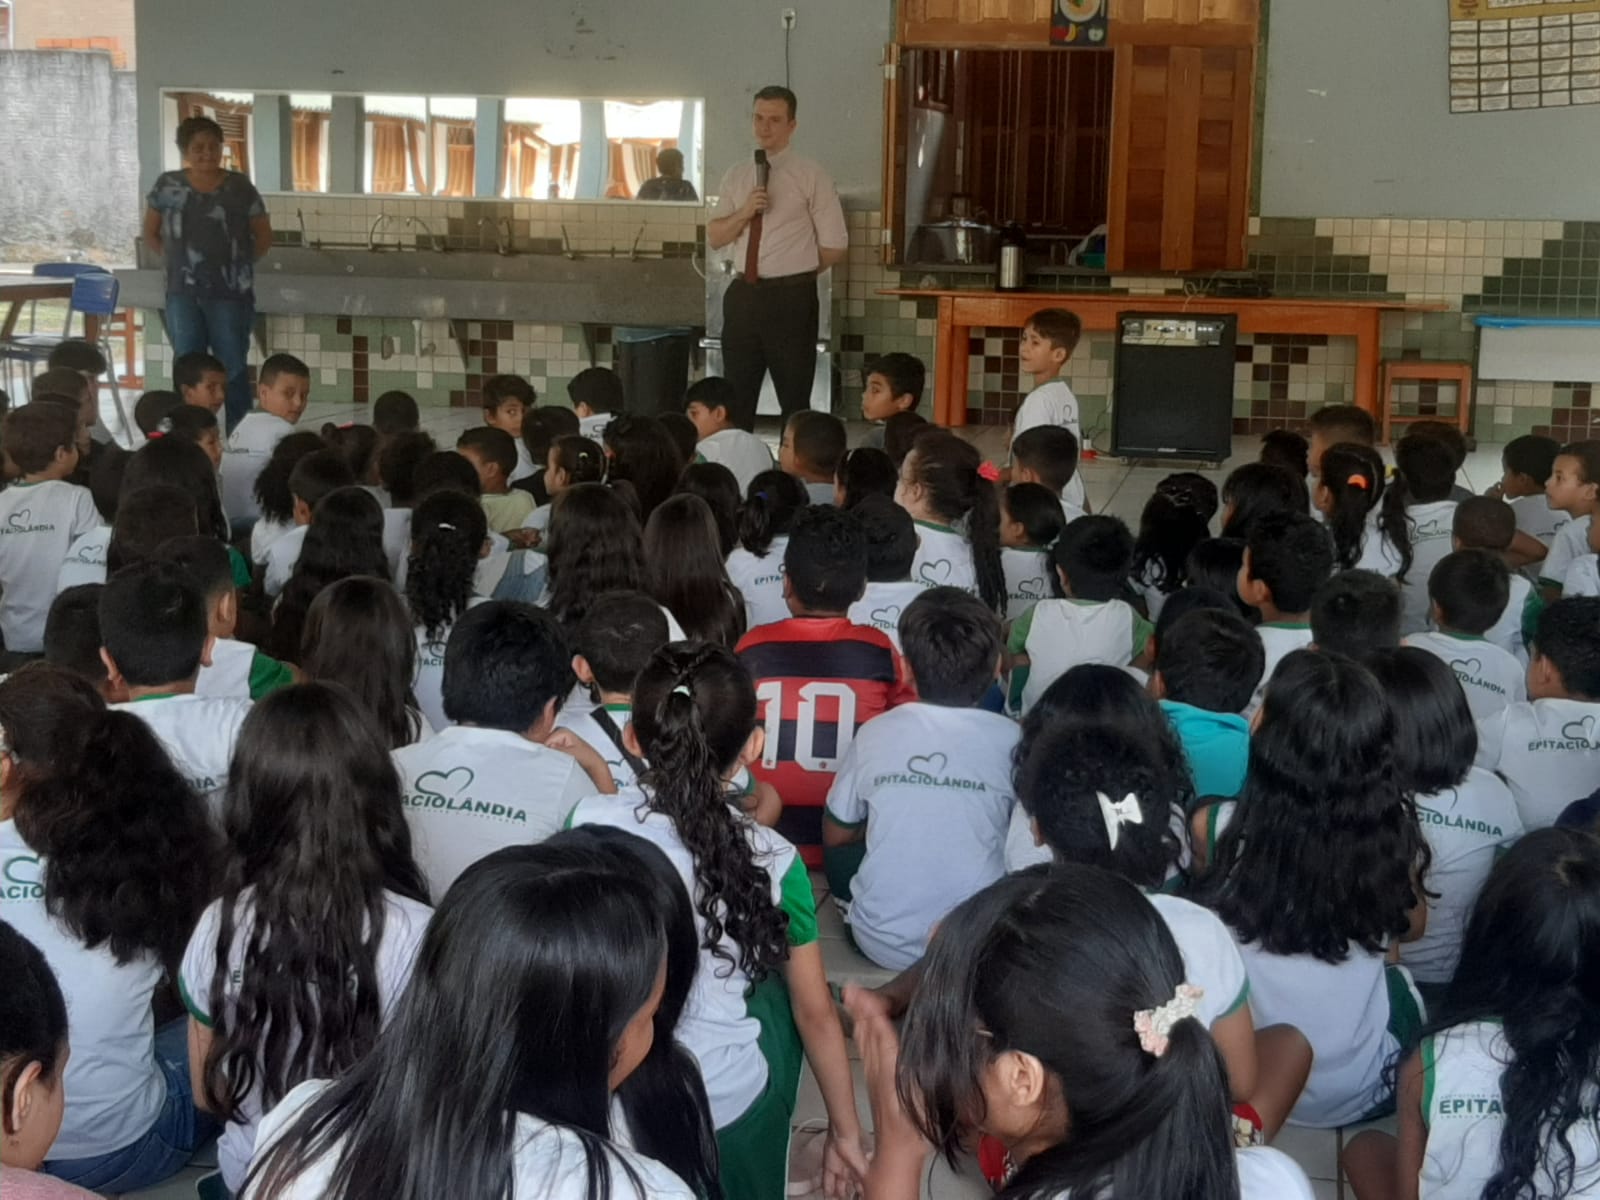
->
<box><xmin>1431</xmin><ymin>549</ymin><xmax>1511</xmax><ymax>635</ymax></box>
<box><xmin>1408</xmin><ymin>419</ymin><xmax>1469</xmax><ymax>469</ymax></box>
<box><xmin>684</xmin><ymin>375</ymin><xmax>737</xmax><ymax>420</ymax></box>
<box><xmin>124</xmin><ymin>435</ymin><xmax>229</xmax><ymax>542</ymax></box>
<box><xmin>7</xmin><ymin>667</ymin><xmax>215</xmax><ymax>973</ymax></box>
<box><xmin>289</xmin><ymin>449</ymin><xmax>357</xmax><ymax>510</ymax></box>
<box><xmin>134</xmin><ymin>388</ymin><xmax>183</xmax><ymax>436</ymax></box>
<box><xmin>545</xmin><ymin>484</ymin><xmax>646</xmax><ymax>630</ymax></box>
<box><xmin>1381</xmin><ymin>436</ymin><xmax>1458</xmax><ymax>557</ymax></box>
<box><xmin>302</xmin><ymin>578</ymin><xmax>426</xmax><ymax>749</ymax></box>
<box><xmin>882</xmin><ymin>411</ymin><xmax>929</xmax><ymax>468</ymax></box>
<box><xmin>1219</xmin><ymin>461</ymin><xmax>1309</xmax><ymax>540</ymax></box>
<box><xmin>176</xmin><ymin>114</ymin><xmax>225</xmax><ymax>150</ymax></box>
<box><xmin>521</xmin><ymin>404</ymin><xmax>579</xmax><ymax>462</ymax></box>
<box><xmin>572</xmin><ymin>590</ymin><xmax>671</xmax><ymax>696</ymax></box>
<box><xmin>1151</xmin><ymin>586</ymin><xmax>1236</xmax><ymax>647</ymax></box>
<box><xmin>1559</xmin><ymin>440</ymin><xmax>1600</xmax><ymax>488</ymax></box>
<box><xmin>162</xmin><ymin>404</ymin><xmax>220</xmax><ymax>450</ymax></box>
<box><xmin>270</xmin><ymin>487</ymin><xmax>389</xmax><ymax>662</ymax></box>
<box><xmin>898</xmin><ymin>587</ymin><xmax>1002</xmax><ymax>706</ymax></box>
<box><xmin>254</xmin><ymin>431</ymin><xmax>327</xmax><ymax>523</ymax></box>
<box><xmin>2</xmin><ymin>403</ymin><xmax>76</xmax><ymax>473</ymax></box>
<box><xmin>1024</xmin><ymin>307</ymin><xmax>1083</xmax><ymax>355</ymax></box>
<box><xmin>550</xmin><ymin>435</ymin><xmax>606</xmax><ymax>486</ymax></box>
<box><xmin>657</xmin><ymin>412</ymin><xmax>699</xmax><ymax>467</ymax></box>
<box><xmin>867</xmin><ymin>352</ymin><xmax>925</xmax><ymax>406</ymax></box>
<box><xmin>1005</xmin><ymin>482</ymin><xmax>1067</xmax><ymax>549</ymax></box>
<box><xmin>738</xmin><ymin>468</ymin><xmax>808</xmax><ymax>557</ymax></box>
<box><xmin>1454</xmin><ymin>495</ymin><xmax>1517</xmax><ymax>552</ymax></box>
<box><xmin>405</xmin><ymin>491</ymin><xmax>488</xmax><ymax>642</ymax></box>
<box><xmin>898</xmin><ymin>866</ymin><xmax>1239</xmax><ymax>1199</ymax></box>
<box><xmin>413</xmin><ymin>449</ymin><xmax>481</xmax><ymax>499</ymax></box>
<box><xmin>907</xmin><ymin>429</ymin><xmax>1006</xmax><ymax>613</ymax></box>
<box><xmin>1244</xmin><ymin>510</ymin><xmax>1334</xmax><ymax>615</ymax></box>
<box><xmin>155</xmin><ymin>533</ymin><xmax>234</xmax><ymax>600</ymax></box>
<box><xmin>107</xmin><ymin>483</ymin><xmax>199</xmax><ymax>573</ymax></box>
<box><xmin>568</xmin><ymin>366</ymin><xmax>624</xmax><ymax>415</ymax></box>
<box><xmin>44</xmin><ymin>584</ymin><xmax>108</xmax><ymax>686</ymax></box>
<box><xmin>0</xmin><ymin>922</ymin><xmax>69</xmax><ymax>1136</ymax></box>
<box><xmin>633</xmin><ymin>643</ymin><xmax>788</xmax><ymax>981</ymax></box>
<box><xmin>1051</xmin><ymin>514</ymin><xmax>1134</xmax><ymax>602</ymax></box>
<box><xmin>1200</xmin><ymin>651</ymin><xmax>1427</xmax><ymax>962</ymax></box>
<box><xmin>1320</xmin><ymin>443</ymin><xmax>1412</xmax><ymax>578</ymax></box>
<box><xmin>482</xmin><ymin>374</ymin><xmax>536</xmax><ymax>411</ymax></box>
<box><xmin>1010</xmin><ymin>425</ymin><xmax>1080</xmax><ymax>495</ymax></box>
<box><xmin>855</xmin><ymin>493</ymin><xmax>917</xmax><ymax>582</ymax></box>
<box><xmin>1131</xmin><ymin>488</ymin><xmax>1210</xmax><ymax>597</ymax></box>
<box><xmin>457</xmin><ymin>426</ymin><xmax>517</xmax><ymax>479</ymax></box>
<box><xmin>783</xmin><ymin>504</ymin><xmax>868</xmax><ymax>613</ymax></box>
<box><xmin>753</xmin><ymin>84</ymin><xmax>798</xmax><ymax>118</ymax></box>
<box><xmin>321</xmin><ymin>423</ymin><xmax>380</xmax><ymax>484</ymax></box>
<box><xmin>376</xmin><ymin>431</ymin><xmax>438</xmax><ymax>506</ymax></box>
<box><xmin>786</xmin><ymin>410</ymin><xmax>846</xmax><ymax>477</ymax></box>
<box><xmin>258</xmin><ymin>353</ymin><xmax>311</xmax><ymax>388</ymax></box>
<box><xmin>87</xmin><ymin>442</ymin><xmax>129</xmax><ymax>522</ymax></box>
<box><xmin>1532</xmin><ymin>598</ymin><xmax>1600</xmax><ymax>700</ymax></box>
<box><xmin>1363</xmin><ymin>647</ymin><xmax>1476</xmax><ymax>795</ymax></box>
<box><xmin>244</xmin><ymin>840</ymin><xmax>665</xmax><ymax>1200</ymax></box>
<box><xmin>99</xmin><ymin>560</ymin><xmax>207</xmax><ymax>685</ymax></box>
<box><xmin>835</xmin><ymin>447</ymin><xmax>898</xmax><ymax>510</ymax></box>
<box><xmin>46</xmin><ymin>339</ymin><xmax>107</xmax><ymax>376</ymax></box>
<box><xmin>173</xmin><ymin>351</ymin><xmax>226</xmax><ymax>392</ymax></box>
<box><xmin>204</xmin><ymin>683</ymin><xmax>427</xmax><ymax>1122</ymax></box>
<box><xmin>1310</xmin><ymin>570</ymin><xmax>1403</xmax><ymax>657</ymax></box>
<box><xmin>1259</xmin><ymin>429</ymin><xmax>1309</xmax><ymax>478</ymax></box>
<box><xmin>1155</xmin><ymin>608</ymin><xmax>1263</xmax><ymax>714</ymax></box>
<box><xmin>1308</xmin><ymin>403</ymin><xmax>1378</xmax><ymax>447</ymax></box>
<box><xmin>675</xmin><ymin>462</ymin><xmax>741</xmax><ymax>559</ymax></box>
<box><xmin>1185</xmin><ymin>538</ymin><xmax>1255</xmax><ymax>621</ymax></box>
<box><xmin>372</xmin><ymin>391</ymin><xmax>419</xmax><ymax>437</ymax></box>
<box><xmin>442</xmin><ymin>601</ymin><xmax>572</xmax><ymax>730</ymax></box>
<box><xmin>645</xmin><ymin>494</ymin><xmax>746</xmax><ymax>646</ymax></box>
<box><xmin>1502</xmin><ymin>434</ymin><xmax>1561</xmax><ymax>485</ymax></box>
<box><xmin>603</xmin><ymin>415</ymin><xmax>684</xmax><ymax>520</ymax></box>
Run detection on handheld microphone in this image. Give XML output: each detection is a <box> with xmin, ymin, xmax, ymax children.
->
<box><xmin>754</xmin><ymin>148</ymin><xmax>769</xmax><ymax>190</ymax></box>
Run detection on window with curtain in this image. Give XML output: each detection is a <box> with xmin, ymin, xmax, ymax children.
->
<box><xmin>291</xmin><ymin>110</ymin><xmax>328</xmax><ymax>193</ymax></box>
<box><xmin>434</xmin><ymin>119</ymin><xmax>475</xmax><ymax>197</ymax></box>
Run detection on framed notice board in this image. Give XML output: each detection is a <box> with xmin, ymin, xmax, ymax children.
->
<box><xmin>1449</xmin><ymin>0</ymin><xmax>1600</xmax><ymax>111</ymax></box>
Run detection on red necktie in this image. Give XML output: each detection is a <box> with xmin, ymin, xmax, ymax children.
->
<box><xmin>743</xmin><ymin>211</ymin><xmax>763</xmax><ymax>284</ymax></box>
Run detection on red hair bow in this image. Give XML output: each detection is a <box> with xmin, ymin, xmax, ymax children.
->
<box><xmin>978</xmin><ymin>461</ymin><xmax>1001</xmax><ymax>482</ymax></box>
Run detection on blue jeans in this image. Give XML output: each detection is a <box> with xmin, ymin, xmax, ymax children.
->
<box><xmin>45</xmin><ymin>1018</ymin><xmax>218</xmax><ymax>1193</ymax></box>
<box><xmin>167</xmin><ymin>293</ymin><xmax>255</xmax><ymax>433</ymax></box>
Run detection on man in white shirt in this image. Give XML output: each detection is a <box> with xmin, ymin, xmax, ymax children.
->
<box><xmin>709</xmin><ymin>86</ymin><xmax>847</xmax><ymax>430</ymax></box>
<box><xmin>219</xmin><ymin>353</ymin><xmax>309</xmax><ymax>527</ymax></box>
<box><xmin>685</xmin><ymin>377</ymin><xmax>774</xmax><ymax>493</ymax></box>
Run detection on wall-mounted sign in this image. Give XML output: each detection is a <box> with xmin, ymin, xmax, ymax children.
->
<box><xmin>1449</xmin><ymin>0</ymin><xmax>1600</xmax><ymax>112</ymax></box>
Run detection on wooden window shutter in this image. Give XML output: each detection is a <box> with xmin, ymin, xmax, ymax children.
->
<box><xmin>897</xmin><ymin>0</ymin><xmax>1052</xmax><ymax>47</ymax></box>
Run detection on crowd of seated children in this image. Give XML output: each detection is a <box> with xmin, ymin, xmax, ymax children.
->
<box><xmin>1453</xmin><ymin>494</ymin><xmax>1541</xmax><ymax>661</ymax></box>
<box><xmin>1404</xmin><ymin>550</ymin><xmax>1526</xmax><ymax>720</ymax></box>
<box><xmin>684</xmin><ymin>376</ymin><xmax>774</xmax><ymax>491</ymax></box>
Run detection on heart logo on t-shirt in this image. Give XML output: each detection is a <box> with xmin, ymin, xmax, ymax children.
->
<box><xmin>870</xmin><ymin>605</ymin><xmax>902</xmax><ymax>627</ymax></box>
<box><xmin>7</xmin><ymin>509</ymin><xmax>32</xmax><ymax>530</ymax></box>
<box><xmin>1017</xmin><ymin>576</ymin><xmax>1046</xmax><ymax>598</ymax></box>
<box><xmin>908</xmin><ymin>752</ymin><xmax>948</xmax><ymax>778</ymax></box>
<box><xmin>919</xmin><ymin>559</ymin><xmax>954</xmax><ymax>585</ymax></box>
<box><xmin>414</xmin><ymin>766</ymin><xmax>476</xmax><ymax>801</ymax></box>
<box><xmin>1450</xmin><ymin>658</ymin><xmax>1483</xmax><ymax>679</ymax></box>
<box><xmin>423</xmin><ymin>639</ymin><xmax>448</xmax><ymax>662</ymax></box>
<box><xmin>1562</xmin><ymin>715</ymin><xmax>1596</xmax><ymax>742</ymax></box>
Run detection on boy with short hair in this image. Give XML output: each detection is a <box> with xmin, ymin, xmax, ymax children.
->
<box><xmin>220</xmin><ymin>352</ymin><xmax>310</xmax><ymax>526</ymax></box>
<box><xmin>860</xmin><ymin>352</ymin><xmax>925</xmax><ymax>449</ymax></box>
<box><xmin>101</xmin><ymin>560</ymin><xmax>252</xmax><ymax>812</ymax></box>
<box><xmin>568</xmin><ymin>366</ymin><xmax>624</xmax><ymax>440</ymax></box>
<box><xmin>846</xmin><ymin>494</ymin><xmax>926</xmax><ymax>650</ymax></box>
<box><xmin>1237</xmin><ymin>509</ymin><xmax>1335</xmax><ymax>715</ymax></box>
<box><xmin>0</xmin><ymin>404</ymin><xmax>98</xmax><ymax>654</ymax></box>
<box><xmin>173</xmin><ymin>351</ymin><xmax>227</xmax><ymax>414</ymax></box>
<box><xmin>1497</xmin><ymin>433</ymin><xmax>1565</xmax><ymax>546</ymax></box>
<box><xmin>1405</xmin><ymin>550</ymin><xmax>1526</xmax><ymax>720</ymax></box>
<box><xmin>881</xmin><ymin>411</ymin><xmax>929</xmax><ymax>469</ymax></box>
<box><xmin>1538</xmin><ymin>440</ymin><xmax>1600</xmax><ymax>599</ymax></box>
<box><xmin>56</xmin><ymin>445</ymin><xmax>126</xmax><ymax>592</ymax></box>
<box><xmin>1455</xmin><ymin>496</ymin><xmax>1541</xmax><ymax>662</ymax></box>
<box><xmin>392</xmin><ymin>600</ymin><xmax>611</xmax><ymax>898</ymax></box>
<box><xmin>482</xmin><ymin>374</ymin><xmax>538</xmax><ymax>482</ymax></box>
<box><xmin>1150</xmin><ymin>607</ymin><xmax>1264</xmax><ymax>799</ymax></box>
<box><xmin>1011</xmin><ymin>307</ymin><xmax>1086</xmax><ymax>512</ymax></box>
<box><xmin>736</xmin><ymin>505</ymin><xmax>916</xmax><ymax>862</ymax></box>
<box><xmin>1000</xmin><ymin>481</ymin><xmax>1067</xmax><ymax>622</ymax></box>
<box><xmin>684</xmin><ymin>375</ymin><xmax>774</xmax><ymax>491</ymax></box>
<box><xmin>780</xmin><ymin>409</ymin><xmax>847</xmax><ymax>506</ymax></box>
<box><xmin>158</xmin><ymin>534</ymin><xmax>295</xmax><ymax>701</ymax></box>
<box><xmin>374</xmin><ymin>389</ymin><xmax>420</xmax><ymax>439</ymax></box>
<box><xmin>822</xmin><ymin>587</ymin><xmax>1017</xmax><ymax>968</ymax></box>
<box><xmin>44</xmin><ymin>583</ymin><xmax>124</xmax><ymax>701</ymax></box>
<box><xmin>1309</xmin><ymin>569</ymin><xmax>1403</xmax><ymax>659</ymax></box>
<box><xmin>456</xmin><ymin>426</ymin><xmax>536</xmax><ymax>534</ymax></box>
<box><xmin>1259</xmin><ymin>429</ymin><xmax>1310</xmax><ymax>479</ymax></box>
<box><xmin>263</xmin><ymin>449</ymin><xmax>357</xmax><ymax>596</ymax></box>
<box><xmin>1007</xmin><ymin>514</ymin><xmax>1153</xmax><ymax>714</ymax></box>
<box><xmin>513</xmin><ymin>406</ymin><xmax>578</xmax><ymax>503</ymax></box>
<box><xmin>555</xmin><ymin>589</ymin><xmax>671</xmax><ymax>791</ymax></box>
<box><xmin>1011</xmin><ymin>425</ymin><xmax>1086</xmax><ymax>525</ymax></box>
<box><xmin>1306</xmin><ymin>403</ymin><xmax>1377</xmax><ymax>480</ymax></box>
<box><xmin>47</xmin><ymin>338</ymin><xmax>110</xmax><ymax>446</ymax></box>
<box><xmin>1476</xmin><ymin>597</ymin><xmax>1600</xmax><ymax>829</ymax></box>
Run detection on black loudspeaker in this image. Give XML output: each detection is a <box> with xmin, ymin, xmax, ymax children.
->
<box><xmin>1110</xmin><ymin>312</ymin><xmax>1238</xmax><ymax>463</ymax></box>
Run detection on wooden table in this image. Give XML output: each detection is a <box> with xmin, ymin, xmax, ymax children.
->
<box><xmin>0</xmin><ymin>277</ymin><xmax>103</xmax><ymax>345</ymax></box>
<box><xmin>883</xmin><ymin>289</ymin><xmax>1447</xmax><ymax>427</ymax></box>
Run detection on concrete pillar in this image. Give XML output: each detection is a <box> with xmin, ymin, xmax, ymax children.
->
<box><xmin>329</xmin><ymin>95</ymin><xmax>362</xmax><ymax>194</ymax></box>
<box><xmin>576</xmin><ymin>99</ymin><xmax>607</xmax><ymax>199</ymax></box>
<box><xmin>476</xmin><ymin>97</ymin><xmax>502</xmax><ymax>199</ymax></box>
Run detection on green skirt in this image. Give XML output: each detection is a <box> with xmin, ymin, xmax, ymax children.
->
<box><xmin>715</xmin><ymin>972</ymin><xmax>806</xmax><ymax>1200</ymax></box>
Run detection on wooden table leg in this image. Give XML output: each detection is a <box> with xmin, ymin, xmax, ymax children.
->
<box><xmin>947</xmin><ymin>317</ymin><xmax>971</xmax><ymax>429</ymax></box>
<box><xmin>0</xmin><ymin>300</ymin><xmax>22</xmax><ymax>343</ymax></box>
<box><xmin>1353</xmin><ymin>308</ymin><xmax>1382</xmax><ymax>421</ymax></box>
<box><xmin>934</xmin><ymin>297</ymin><xmax>956</xmax><ymax>426</ymax></box>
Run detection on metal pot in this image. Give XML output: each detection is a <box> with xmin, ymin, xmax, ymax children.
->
<box><xmin>911</xmin><ymin>220</ymin><xmax>1000</xmax><ymax>266</ymax></box>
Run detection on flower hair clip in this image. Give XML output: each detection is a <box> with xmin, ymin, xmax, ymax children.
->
<box><xmin>1133</xmin><ymin>983</ymin><xmax>1204</xmax><ymax>1057</ymax></box>
<box><xmin>977</xmin><ymin>461</ymin><xmax>1001</xmax><ymax>483</ymax></box>
<box><xmin>1096</xmin><ymin>792</ymin><xmax>1143</xmax><ymax>850</ymax></box>
<box><xmin>1346</xmin><ymin>474</ymin><xmax>1369</xmax><ymax>490</ymax></box>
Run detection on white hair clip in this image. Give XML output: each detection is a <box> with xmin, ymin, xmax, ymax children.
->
<box><xmin>437</xmin><ymin>521</ymin><xmax>456</xmax><ymax>531</ymax></box>
<box><xmin>1097</xmin><ymin>792</ymin><xmax>1143</xmax><ymax>850</ymax></box>
<box><xmin>1133</xmin><ymin>983</ymin><xmax>1204</xmax><ymax>1057</ymax></box>
<box><xmin>671</xmin><ymin>684</ymin><xmax>692</xmax><ymax>697</ymax></box>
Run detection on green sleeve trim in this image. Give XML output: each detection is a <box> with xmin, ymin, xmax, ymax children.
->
<box><xmin>178</xmin><ymin>971</ymin><xmax>213</xmax><ymax>1028</ymax></box>
<box><xmin>227</xmin><ymin>545</ymin><xmax>253</xmax><ymax>589</ymax></box>
<box><xmin>778</xmin><ymin>855</ymin><xmax>818</xmax><ymax>947</ymax></box>
<box><xmin>1537</xmin><ymin>576</ymin><xmax>1564</xmax><ymax>592</ymax></box>
<box><xmin>1419</xmin><ymin>1036</ymin><xmax>1437</xmax><ymax>1131</ymax></box>
<box><xmin>1221</xmin><ymin>977</ymin><xmax>1251</xmax><ymax>1018</ymax></box>
<box><xmin>1131</xmin><ymin>613</ymin><xmax>1155</xmax><ymax>660</ymax></box>
<box><xmin>562</xmin><ymin>803</ymin><xmax>580</xmax><ymax>831</ymax></box>
<box><xmin>1007</xmin><ymin>605</ymin><xmax>1035</xmax><ymax>656</ymax></box>
<box><xmin>247</xmin><ymin>650</ymin><xmax>295</xmax><ymax>700</ymax></box>
<box><xmin>1206</xmin><ymin>804</ymin><xmax>1223</xmax><ymax>858</ymax></box>
<box><xmin>1521</xmin><ymin>588</ymin><xmax>1546</xmax><ymax>647</ymax></box>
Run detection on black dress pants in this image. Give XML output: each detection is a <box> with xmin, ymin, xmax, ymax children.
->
<box><xmin>721</xmin><ymin>274</ymin><xmax>819</xmax><ymax>431</ymax></box>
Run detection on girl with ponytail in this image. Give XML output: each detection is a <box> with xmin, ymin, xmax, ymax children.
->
<box><xmin>895</xmin><ymin>428</ymin><xmax>1007</xmax><ymax>614</ymax></box>
<box><xmin>568</xmin><ymin>642</ymin><xmax>868</xmax><ymax>1200</ymax></box>
<box><xmin>404</xmin><ymin>490</ymin><xmax>489</xmax><ymax>730</ymax></box>
<box><xmin>846</xmin><ymin>865</ymin><xmax>1315</xmax><ymax>1198</ymax></box>
<box><xmin>1317</xmin><ymin>443</ymin><xmax>1412</xmax><ymax>577</ymax></box>
<box><xmin>727</xmin><ymin>470</ymin><xmax>808</xmax><ymax>629</ymax></box>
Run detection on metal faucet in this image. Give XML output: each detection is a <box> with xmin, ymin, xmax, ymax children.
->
<box><xmin>368</xmin><ymin>212</ymin><xmax>400</xmax><ymax>251</ymax></box>
<box><xmin>629</xmin><ymin>225</ymin><xmax>645</xmax><ymax>262</ymax></box>
<box><xmin>477</xmin><ymin>217</ymin><xmax>514</xmax><ymax>255</ymax></box>
<box><xmin>405</xmin><ymin>216</ymin><xmax>444</xmax><ymax>252</ymax></box>
<box><xmin>295</xmin><ymin>207</ymin><xmax>309</xmax><ymax>247</ymax></box>
<box><xmin>561</xmin><ymin>225</ymin><xmax>580</xmax><ymax>260</ymax></box>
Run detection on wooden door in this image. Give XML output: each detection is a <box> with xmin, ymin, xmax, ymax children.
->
<box><xmin>897</xmin><ymin>0</ymin><xmax>1051</xmax><ymax>47</ymax></box>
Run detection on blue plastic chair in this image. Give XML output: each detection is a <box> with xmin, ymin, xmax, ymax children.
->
<box><xmin>1</xmin><ymin>267</ymin><xmax>133</xmax><ymax>442</ymax></box>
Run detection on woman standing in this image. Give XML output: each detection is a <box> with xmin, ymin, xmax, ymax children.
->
<box><xmin>143</xmin><ymin>115</ymin><xmax>271</xmax><ymax>433</ymax></box>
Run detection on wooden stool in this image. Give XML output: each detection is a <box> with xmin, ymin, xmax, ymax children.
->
<box><xmin>1379</xmin><ymin>359</ymin><xmax>1473</xmax><ymax>445</ymax></box>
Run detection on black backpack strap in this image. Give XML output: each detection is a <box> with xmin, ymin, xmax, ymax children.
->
<box><xmin>590</xmin><ymin>706</ymin><xmax>648</xmax><ymax>777</ymax></box>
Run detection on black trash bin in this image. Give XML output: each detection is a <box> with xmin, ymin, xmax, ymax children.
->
<box><xmin>614</xmin><ymin>327</ymin><xmax>693</xmax><ymax>415</ymax></box>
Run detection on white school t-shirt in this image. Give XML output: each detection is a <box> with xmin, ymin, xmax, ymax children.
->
<box><xmin>1002</xmin><ymin>546</ymin><xmax>1052</xmax><ymax>622</ymax></box>
<box><xmin>392</xmin><ymin>724</ymin><xmax>593</xmax><ymax>899</ymax></box>
<box><xmin>179</xmin><ymin>887</ymin><xmax>432</xmax><ymax>1190</ymax></box>
<box><xmin>263</xmin><ymin>524</ymin><xmax>308</xmax><ymax>597</ymax></box>
<box><xmin>1484</xmin><ymin>573</ymin><xmax>1534</xmax><ymax>665</ymax></box>
<box><xmin>1420</xmin><ymin>1020</ymin><xmax>1600</xmax><ymax>1200</ymax></box>
<box><xmin>1012</xmin><ymin>379</ymin><xmax>1087</xmax><ymax>511</ymax></box>
<box><xmin>410</xmin><ymin>599</ymin><xmax>489</xmax><ymax>733</ymax></box>
<box><xmin>382</xmin><ymin>507</ymin><xmax>412</xmax><ymax>580</ymax></box>
<box><xmin>911</xmin><ymin>520</ymin><xmax>979</xmax><ymax>596</ymax></box>
<box><xmin>248</xmin><ymin>1078</ymin><xmax>695</xmax><ymax>1200</ymax></box>
<box><xmin>555</xmin><ymin>703</ymin><xmax>641</xmax><ymax>791</ymax></box>
<box><xmin>1405</xmin><ymin>768</ymin><xmax>1523</xmax><ymax>986</ymax></box>
<box><xmin>568</xmin><ymin>787</ymin><xmax>814</xmax><ymax>1130</ymax></box>
<box><xmin>697</xmin><ymin>428</ymin><xmax>774</xmax><ymax>492</ymax></box>
<box><xmin>1404</xmin><ymin>631</ymin><xmax>1526</xmax><ymax>721</ymax></box>
<box><xmin>1567</xmin><ymin>554</ymin><xmax>1600</xmax><ymax>598</ymax></box>
<box><xmin>1147</xmin><ymin>894</ymin><xmax>1253</xmax><ymax>1031</ymax></box>
<box><xmin>1543</xmin><ymin>514</ymin><xmax>1592</xmax><ymax>589</ymax></box>
<box><xmin>198</xmin><ymin>636</ymin><xmax>258</xmax><ymax>701</ymax></box>
<box><xmin>726</xmin><ymin>536</ymin><xmax>790</xmax><ymax>630</ymax></box>
<box><xmin>1510</xmin><ymin>491</ymin><xmax>1569</xmax><ymax>546</ymax></box>
<box><xmin>826</xmin><ymin>704</ymin><xmax>1018</xmax><ymax>970</ymax></box>
<box><xmin>250</xmin><ymin>516</ymin><xmax>293</xmax><ymax>565</ymax></box>
<box><xmin>113</xmin><ymin>693</ymin><xmax>252</xmax><ymax>816</ymax></box>
<box><xmin>0</xmin><ymin>820</ymin><xmax>166</xmax><ymax>1159</ymax></box>
<box><xmin>1355</xmin><ymin>526</ymin><xmax>1408</xmax><ymax>576</ymax></box>
<box><xmin>0</xmin><ymin>480</ymin><xmax>100</xmax><ymax>653</ymax></box>
<box><xmin>846</xmin><ymin>580</ymin><xmax>928</xmax><ymax>652</ymax></box>
<box><xmin>1245</xmin><ymin>622</ymin><xmax>1314</xmax><ymax>719</ymax></box>
<box><xmin>221</xmin><ymin>411</ymin><xmax>296</xmax><ymax>525</ymax></box>
<box><xmin>579</xmin><ymin>412</ymin><xmax>615</xmax><ymax>441</ymax></box>
<box><xmin>1016</xmin><ymin>598</ymin><xmax>1149</xmax><ymax>714</ymax></box>
<box><xmin>1476</xmin><ymin>698</ymin><xmax>1600</xmax><ymax>830</ymax></box>
<box><xmin>57</xmin><ymin>523</ymin><xmax>110</xmax><ymax>592</ymax></box>
<box><xmin>510</xmin><ymin>438</ymin><xmax>537</xmax><ymax>485</ymax></box>
<box><xmin>1400</xmin><ymin>501</ymin><xmax>1460</xmax><ymax>636</ymax></box>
